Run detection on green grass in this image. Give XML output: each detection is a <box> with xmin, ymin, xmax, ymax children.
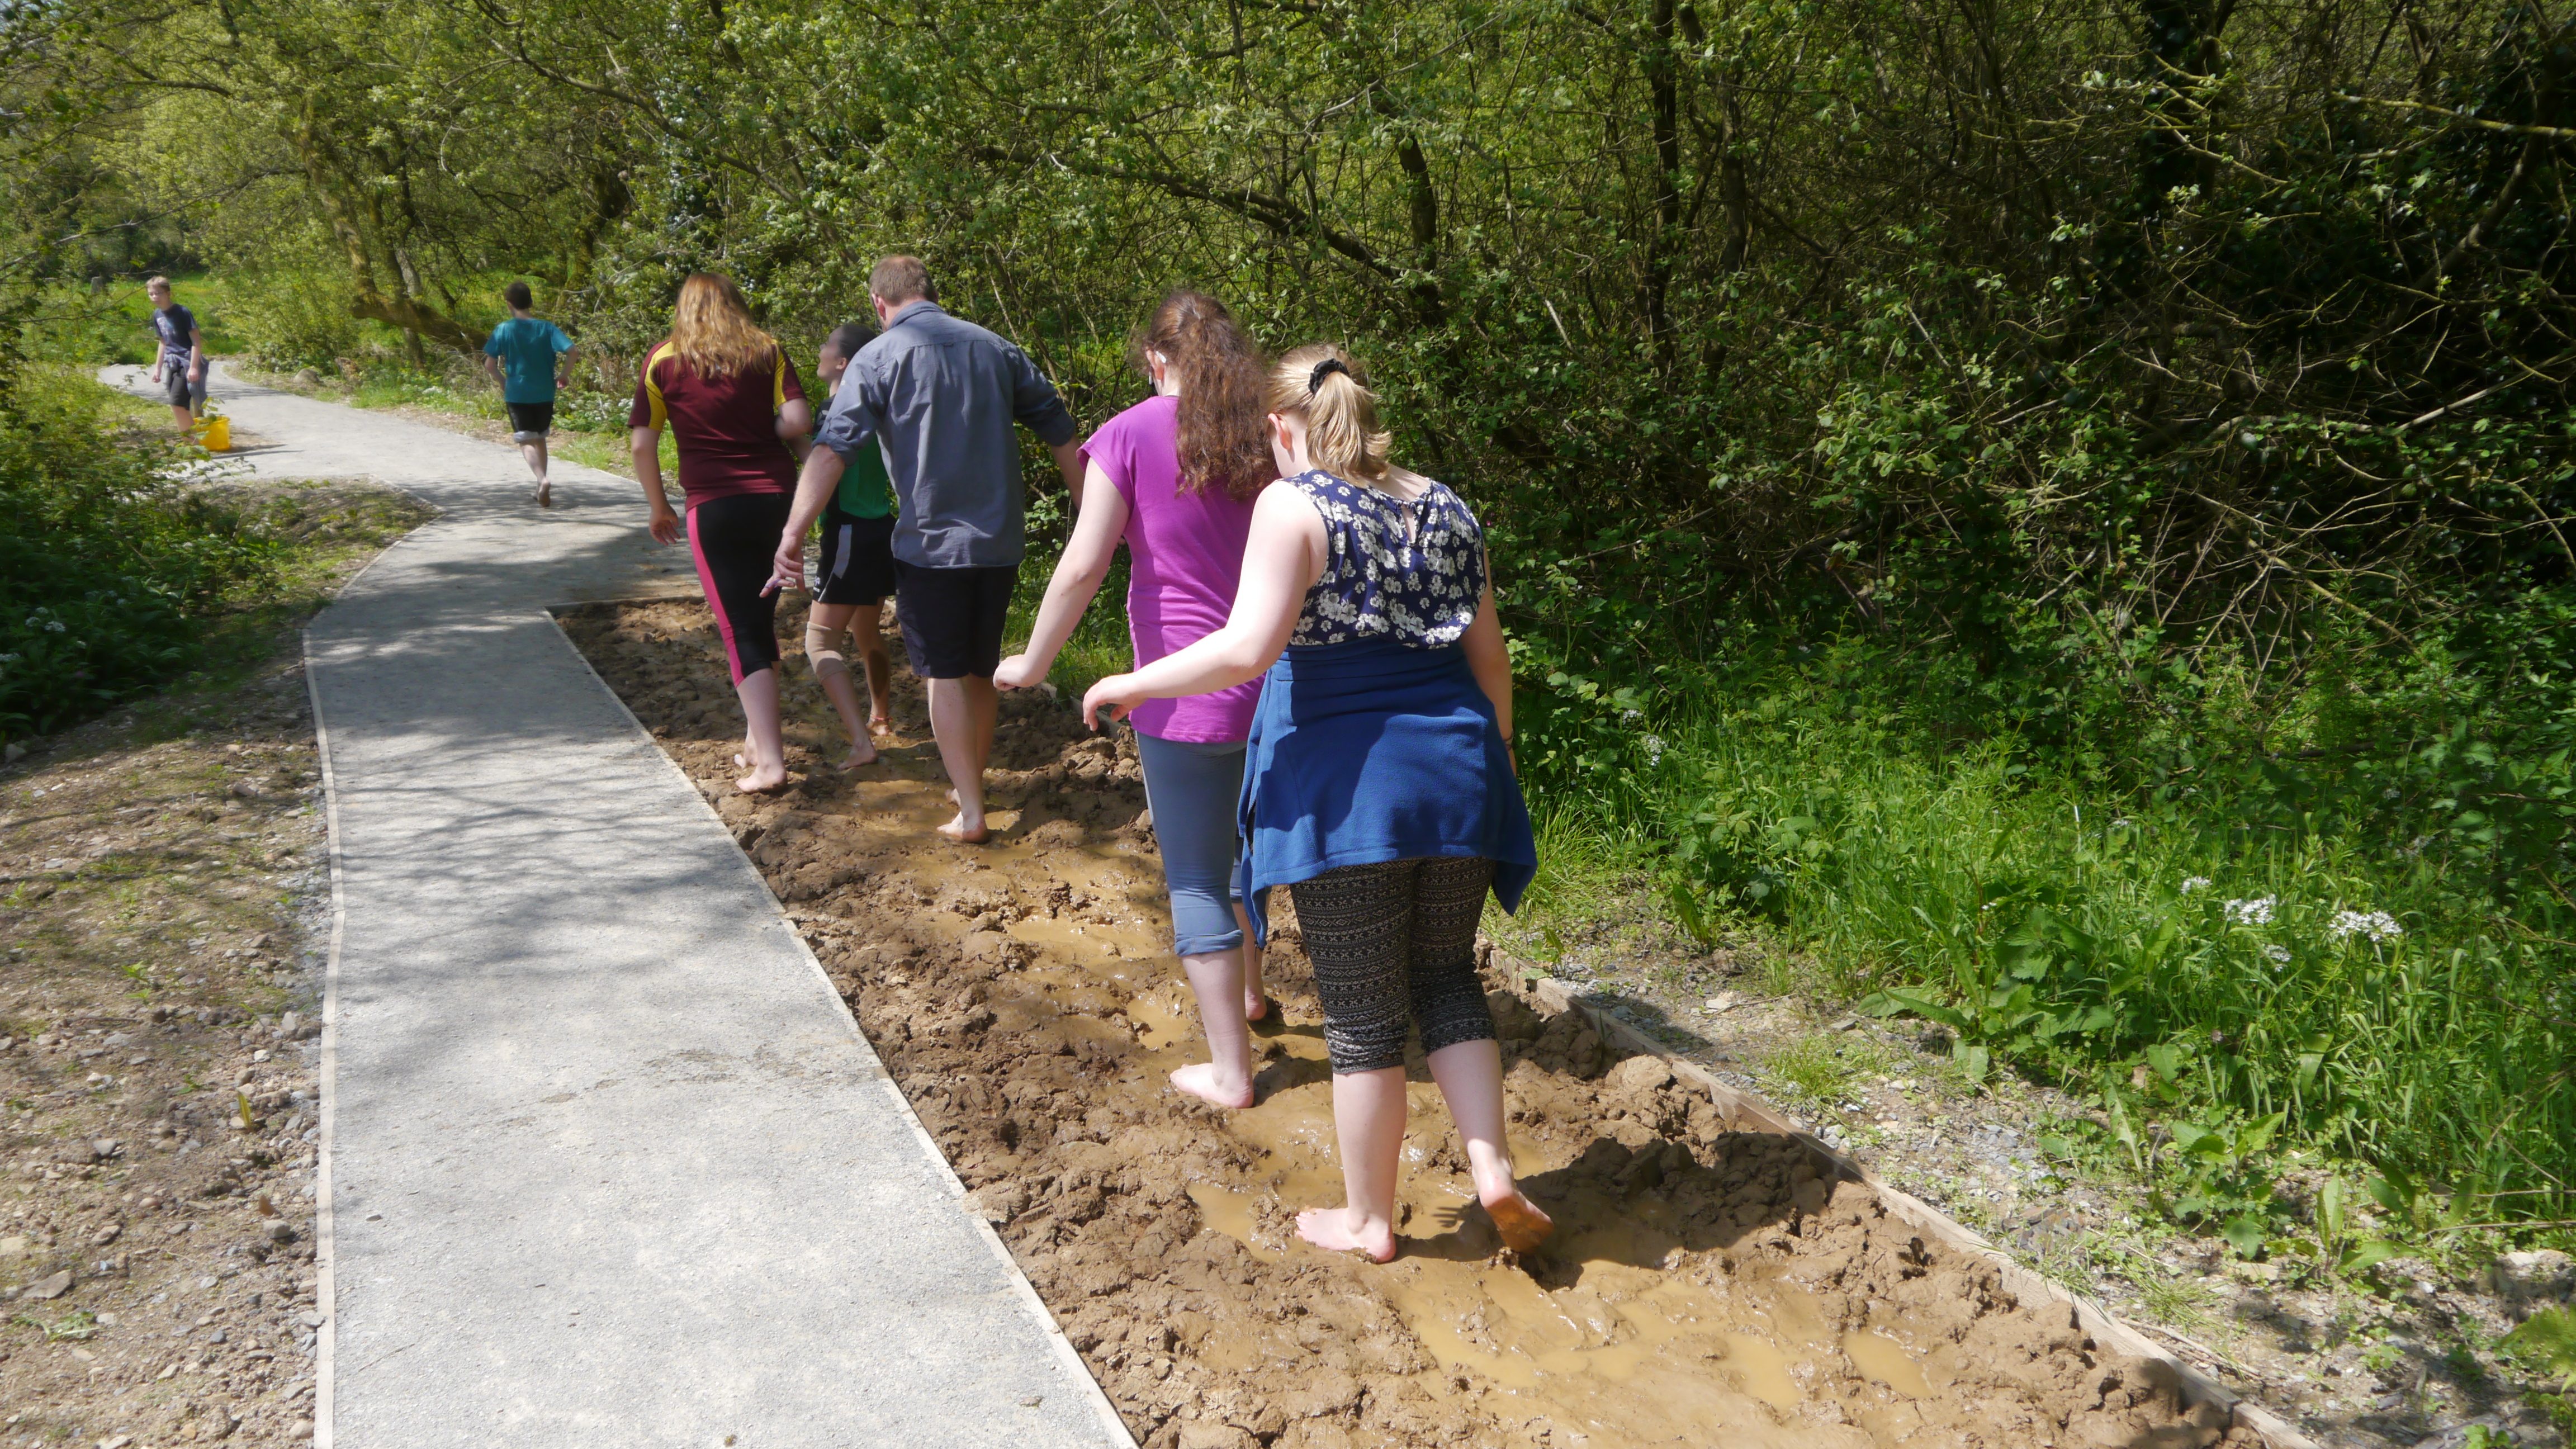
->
<box><xmin>1517</xmin><ymin>642</ymin><xmax>2576</xmax><ymax>1234</ymax></box>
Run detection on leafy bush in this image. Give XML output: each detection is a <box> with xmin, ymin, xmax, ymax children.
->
<box><xmin>227</xmin><ymin>266</ymin><xmax>362</xmax><ymax>370</ymax></box>
<box><xmin>0</xmin><ymin>368</ymin><xmax>279</xmax><ymax>738</ymax></box>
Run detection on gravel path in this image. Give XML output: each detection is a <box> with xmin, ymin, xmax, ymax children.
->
<box><xmin>97</xmin><ymin>364</ymin><xmax>1131</xmax><ymax>1449</ymax></box>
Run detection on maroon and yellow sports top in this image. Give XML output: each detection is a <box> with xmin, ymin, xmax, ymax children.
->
<box><xmin>627</xmin><ymin>342</ymin><xmax>806</xmax><ymax>508</ymax></box>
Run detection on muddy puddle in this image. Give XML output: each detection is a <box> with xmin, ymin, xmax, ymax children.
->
<box><xmin>562</xmin><ymin>596</ymin><xmax>2254</xmax><ymax>1449</ymax></box>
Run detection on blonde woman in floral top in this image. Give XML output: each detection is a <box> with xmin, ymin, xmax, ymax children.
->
<box><xmin>1083</xmin><ymin>344</ymin><xmax>1548</xmax><ymax>1263</ymax></box>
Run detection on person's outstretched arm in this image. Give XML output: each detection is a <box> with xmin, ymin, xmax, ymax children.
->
<box><xmin>778</xmin><ymin>397</ymin><xmax>815</xmax><ymax>463</ymax></box>
<box><xmin>1081</xmin><ymin>485</ymin><xmax>1324</xmax><ymax>726</ymax></box>
<box><xmin>1050</xmin><ymin>439</ymin><xmax>1086</xmax><ymax>509</ymax></box>
<box><xmin>1005</xmin><ymin>340</ymin><xmax>1082</xmax><ymax>505</ymax></box>
<box><xmin>772</xmin><ymin>361</ymin><xmax>872</xmax><ymax>589</ymax></box>
<box><xmin>633</xmin><ymin>427</ymin><xmax>681</xmax><ymax>544</ymax></box>
<box><xmin>1461</xmin><ymin>567</ymin><xmax>1513</xmax><ymax>767</ymax></box>
<box><xmin>996</xmin><ymin>463</ymin><xmax>1127</xmax><ymax>690</ymax></box>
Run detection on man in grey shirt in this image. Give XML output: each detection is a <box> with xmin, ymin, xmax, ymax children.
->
<box><xmin>773</xmin><ymin>255</ymin><xmax>1082</xmax><ymax>843</ymax></box>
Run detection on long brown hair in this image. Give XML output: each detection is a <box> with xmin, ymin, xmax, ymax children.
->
<box><xmin>1263</xmin><ymin>343</ymin><xmax>1393</xmax><ymax>486</ymax></box>
<box><xmin>666</xmin><ymin>273</ymin><xmax>776</xmax><ymax>378</ymax></box>
<box><xmin>1135</xmin><ymin>290</ymin><xmax>1273</xmax><ymax>499</ymax></box>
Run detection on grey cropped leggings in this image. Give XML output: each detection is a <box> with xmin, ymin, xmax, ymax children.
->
<box><xmin>1287</xmin><ymin>855</ymin><xmax>1498</xmax><ymax>1074</ymax></box>
<box><xmin>1134</xmin><ymin>732</ymin><xmax>1247</xmax><ymax>957</ymax></box>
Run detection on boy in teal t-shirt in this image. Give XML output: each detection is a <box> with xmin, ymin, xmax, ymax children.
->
<box><xmin>479</xmin><ymin>281</ymin><xmax>576</xmax><ymax>506</ymax></box>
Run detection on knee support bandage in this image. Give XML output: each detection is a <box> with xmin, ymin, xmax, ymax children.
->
<box><xmin>804</xmin><ymin>622</ymin><xmax>850</xmax><ymax>682</ymax></box>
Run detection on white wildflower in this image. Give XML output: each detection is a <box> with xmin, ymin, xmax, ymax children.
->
<box><xmin>2181</xmin><ymin>876</ymin><xmax>2212</xmax><ymax>894</ymax></box>
<box><xmin>2327</xmin><ymin>910</ymin><xmax>2402</xmax><ymax>944</ymax></box>
<box><xmin>1620</xmin><ymin>707</ymin><xmax>1644</xmax><ymax>723</ymax></box>
<box><xmin>2264</xmin><ymin>944</ymin><xmax>2291</xmax><ymax>964</ymax></box>
<box><xmin>2225</xmin><ymin>896</ymin><xmax>2275</xmax><ymax>926</ymax></box>
<box><xmin>1641</xmin><ymin>733</ymin><xmax>1665</xmax><ymax>766</ymax></box>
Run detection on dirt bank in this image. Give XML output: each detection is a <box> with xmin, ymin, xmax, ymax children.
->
<box><xmin>2</xmin><ymin>479</ymin><xmax>434</xmax><ymax>1448</ymax></box>
<box><xmin>565</xmin><ymin>595</ymin><xmax>2252</xmax><ymax>1449</ymax></box>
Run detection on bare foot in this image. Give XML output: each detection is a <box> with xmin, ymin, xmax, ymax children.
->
<box><xmin>1483</xmin><ymin>1188</ymin><xmax>1555</xmax><ymax>1253</ymax></box>
<box><xmin>869</xmin><ymin>712</ymin><xmax>894</xmax><ymax>737</ymax></box>
<box><xmin>1168</xmin><ymin>1063</ymin><xmax>1254</xmax><ymax>1110</ymax></box>
<box><xmin>1297</xmin><ymin>1206</ymin><xmax>1397</xmax><ymax>1263</ymax></box>
<box><xmin>936</xmin><ymin>812</ymin><xmax>990</xmax><ymax>844</ymax></box>
<box><xmin>536</xmin><ymin>484</ymin><xmax>552</xmax><ymax>508</ymax></box>
<box><xmin>837</xmin><ymin>741</ymin><xmax>879</xmax><ymax>770</ymax></box>
<box><xmin>736</xmin><ymin>763</ymin><xmax>789</xmax><ymax>794</ymax></box>
<box><xmin>1245</xmin><ymin>992</ymin><xmax>1269</xmax><ymax>1022</ymax></box>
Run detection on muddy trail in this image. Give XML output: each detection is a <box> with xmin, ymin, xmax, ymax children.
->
<box><xmin>561</xmin><ymin>596</ymin><xmax>2247</xmax><ymax>1449</ymax></box>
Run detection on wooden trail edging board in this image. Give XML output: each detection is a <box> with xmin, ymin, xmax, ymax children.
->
<box><xmin>1483</xmin><ymin>945</ymin><xmax>2318</xmax><ymax>1449</ymax></box>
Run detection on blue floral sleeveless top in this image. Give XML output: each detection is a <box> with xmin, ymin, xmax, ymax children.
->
<box><xmin>1287</xmin><ymin>470</ymin><xmax>1488</xmax><ymax>648</ymax></box>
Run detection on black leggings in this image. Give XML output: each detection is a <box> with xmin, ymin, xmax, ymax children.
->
<box><xmin>686</xmin><ymin>491</ymin><xmax>792</xmax><ymax>685</ymax></box>
<box><xmin>1289</xmin><ymin>856</ymin><xmax>1498</xmax><ymax>1074</ymax></box>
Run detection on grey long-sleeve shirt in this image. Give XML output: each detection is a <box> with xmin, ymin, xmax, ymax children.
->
<box><xmin>813</xmin><ymin>301</ymin><xmax>1079</xmax><ymax>569</ymax></box>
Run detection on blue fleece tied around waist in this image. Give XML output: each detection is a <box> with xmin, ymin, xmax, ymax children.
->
<box><xmin>1233</xmin><ymin>636</ymin><xmax>1538</xmax><ymax>943</ymax></box>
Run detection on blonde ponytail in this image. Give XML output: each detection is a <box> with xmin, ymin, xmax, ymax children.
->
<box><xmin>1265</xmin><ymin>343</ymin><xmax>1393</xmax><ymax>485</ymax></box>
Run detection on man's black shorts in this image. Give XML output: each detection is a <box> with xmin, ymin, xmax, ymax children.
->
<box><xmin>894</xmin><ymin>560</ymin><xmax>1020</xmax><ymax>680</ymax></box>
<box><xmin>814</xmin><ymin>509</ymin><xmax>898</xmax><ymax>607</ymax></box>
<box><xmin>505</xmin><ymin>401</ymin><xmax>555</xmax><ymax>440</ymax></box>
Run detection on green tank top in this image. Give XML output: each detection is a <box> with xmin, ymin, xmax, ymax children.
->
<box><xmin>834</xmin><ymin>438</ymin><xmax>894</xmax><ymax>519</ymax></box>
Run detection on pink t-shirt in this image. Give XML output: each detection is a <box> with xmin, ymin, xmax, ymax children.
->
<box><xmin>1082</xmin><ymin>395</ymin><xmax>1263</xmax><ymax>742</ymax></box>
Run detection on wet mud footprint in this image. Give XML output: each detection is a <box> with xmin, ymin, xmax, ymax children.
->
<box><xmin>561</xmin><ymin>597</ymin><xmax>2261</xmax><ymax>1449</ymax></box>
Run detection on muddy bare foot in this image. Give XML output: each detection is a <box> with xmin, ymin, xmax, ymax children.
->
<box><xmin>1298</xmin><ymin>1206</ymin><xmax>1398</xmax><ymax>1263</ymax></box>
<box><xmin>937</xmin><ymin>811</ymin><xmax>989</xmax><ymax>843</ymax></box>
<box><xmin>869</xmin><ymin>712</ymin><xmax>893</xmax><ymax>736</ymax></box>
<box><xmin>1483</xmin><ymin>1187</ymin><xmax>1554</xmax><ymax>1252</ymax></box>
<box><xmin>1246</xmin><ymin>992</ymin><xmax>1270</xmax><ymax>1021</ymax></box>
<box><xmin>737</xmin><ymin>763</ymin><xmax>789</xmax><ymax>794</ymax></box>
<box><xmin>838</xmin><ymin>740</ymin><xmax>880</xmax><ymax>770</ymax></box>
<box><xmin>536</xmin><ymin>483</ymin><xmax>552</xmax><ymax>508</ymax></box>
<box><xmin>1169</xmin><ymin>1062</ymin><xmax>1254</xmax><ymax>1109</ymax></box>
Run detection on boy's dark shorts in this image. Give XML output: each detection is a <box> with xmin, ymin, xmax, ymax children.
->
<box><xmin>505</xmin><ymin>401</ymin><xmax>555</xmax><ymax>442</ymax></box>
<box><xmin>815</xmin><ymin>509</ymin><xmax>898</xmax><ymax>607</ymax></box>
<box><xmin>893</xmin><ymin>560</ymin><xmax>1019</xmax><ymax>680</ymax></box>
<box><xmin>163</xmin><ymin>363</ymin><xmax>207</xmax><ymax>413</ymax></box>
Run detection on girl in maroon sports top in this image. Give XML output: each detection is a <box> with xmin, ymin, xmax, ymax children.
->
<box><xmin>628</xmin><ymin>273</ymin><xmax>814</xmax><ymax>793</ymax></box>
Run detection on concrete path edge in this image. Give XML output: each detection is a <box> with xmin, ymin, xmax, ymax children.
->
<box><xmin>541</xmin><ymin>612</ymin><xmax>1136</xmax><ymax>1447</ymax></box>
<box><xmin>302</xmin><ymin>497</ymin><xmax>439</xmax><ymax>1449</ymax></box>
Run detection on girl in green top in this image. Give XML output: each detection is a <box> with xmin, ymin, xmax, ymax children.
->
<box><xmin>803</xmin><ymin>320</ymin><xmax>899</xmax><ymax>769</ymax></box>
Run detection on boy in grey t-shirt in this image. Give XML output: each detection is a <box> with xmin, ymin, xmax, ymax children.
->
<box><xmin>145</xmin><ymin>276</ymin><xmax>207</xmax><ymax>430</ymax></box>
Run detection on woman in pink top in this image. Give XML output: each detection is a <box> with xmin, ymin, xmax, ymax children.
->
<box><xmin>996</xmin><ymin>290</ymin><xmax>1275</xmax><ymax>1107</ymax></box>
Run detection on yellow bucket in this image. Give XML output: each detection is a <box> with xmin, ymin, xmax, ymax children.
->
<box><xmin>193</xmin><ymin>415</ymin><xmax>231</xmax><ymax>452</ymax></box>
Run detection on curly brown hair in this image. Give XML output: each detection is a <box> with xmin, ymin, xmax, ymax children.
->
<box><xmin>1134</xmin><ymin>290</ymin><xmax>1274</xmax><ymax>499</ymax></box>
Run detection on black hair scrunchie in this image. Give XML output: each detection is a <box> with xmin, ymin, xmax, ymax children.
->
<box><xmin>1308</xmin><ymin>357</ymin><xmax>1350</xmax><ymax>394</ymax></box>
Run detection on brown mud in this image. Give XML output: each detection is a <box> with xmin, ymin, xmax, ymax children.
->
<box><xmin>564</xmin><ymin>596</ymin><xmax>2251</xmax><ymax>1449</ymax></box>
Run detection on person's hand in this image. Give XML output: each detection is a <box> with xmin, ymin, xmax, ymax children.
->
<box><xmin>648</xmin><ymin>506</ymin><xmax>683</xmax><ymax>546</ymax></box>
<box><xmin>769</xmin><ymin>533</ymin><xmax>805</xmax><ymax>593</ymax></box>
<box><xmin>993</xmin><ymin>653</ymin><xmax>1045</xmax><ymax>691</ymax></box>
<box><xmin>556</xmin><ymin>373</ymin><xmax>570</xmax><ymax>391</ymax></box>
<box><xmin>1082</xmin><ymin>674</ymin><xmax>1146</xmax><ymax>730</ymax></box>
<box><xmin>189</xmin><ymin>361</ymin><xmax>206</xmax><ymax>383</ymax></box>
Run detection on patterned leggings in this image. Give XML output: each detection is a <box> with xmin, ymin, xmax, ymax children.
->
<box><xmin>1289</xmin><ymin>856</ymin><xmax>1498</xmax><ymax>1075</ymax></box>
